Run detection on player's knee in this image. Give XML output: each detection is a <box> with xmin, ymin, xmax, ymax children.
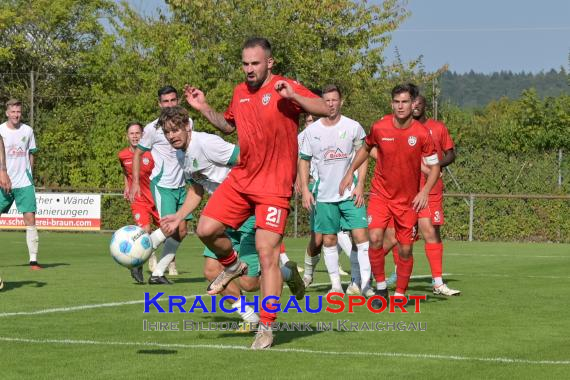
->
<box><xmin>322</xmin><ymin>234</ymin><xmax>337</xmax><ymax>247</ymax></box>
<box><xmin>239</xmin><ymin>277</ymin><xmax>259</xmax><ymax>292</ymax></box>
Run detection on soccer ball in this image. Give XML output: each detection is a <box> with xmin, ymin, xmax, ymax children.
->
<box><xmin>110</xmin><ymin>225</ymin><xmax>153</xmax><ymax>268</ymax></box>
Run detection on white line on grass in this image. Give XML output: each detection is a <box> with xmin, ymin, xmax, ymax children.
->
<box><xmin>0</xmin><ymin>336</ymin><xmax>568</xmax><ymax>366</ymax></box>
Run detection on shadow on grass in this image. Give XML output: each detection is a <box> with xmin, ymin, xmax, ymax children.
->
<box><xmin>137</xmin><ymin>349</ymin><xmax>178</xmax><ymax>355</ymax></box>
<box><xmin>1</xmin><ymin>280</ymin><xmax>47</xmax><ymax>292</ymax></box>
<box><xmin>9</xmin><ymin>262</ymin><xmax>70</xmax><ymax>269</ymax></box>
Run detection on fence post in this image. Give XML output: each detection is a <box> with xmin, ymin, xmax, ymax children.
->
<box><xmin>559</xmin><ymin>149</ymin><xmax>563</xmax><ymax>188</ymax></box>
<box><xmin>468</xmin><ymin>194</ymin><xmax>474</xmax><ymax>242</ymax></box>
<box><xmin>30</xmin><ymin>70</ymin><xmax>35</xmax><ymax>129</ymax></box>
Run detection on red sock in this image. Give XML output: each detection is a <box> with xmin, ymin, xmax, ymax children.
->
<box><xmin>260</xmin><ymin>302</ymin><xmax>278</xmax><ymax>327</ymax></box>
<box><xmin>218</xmin><ymin>250</ymin><xmax>238</xmax><ymax>267</ymax></box>
<box><xmin>395</xmin><ymin>255</ymin><xmax>414</xmax><ymax>294</ymax></box>
<box><xmin>279</xmin><ymin>243</ymin><xmax>286</xmax><ymax>253</ymax></box>
<box><xmin>392</xmin><ymin>245</ymin><xmax>400</xmax><ymax>267</ymax></box>
<box><xmin>425</xmin><ymin>242</ymin><xmax>443</xmax><ymax>278</ymax></box>
<box><xmin>369</xmin><ymin>247</ymin><xmax>387</xmax><ymax>282</ymax></box>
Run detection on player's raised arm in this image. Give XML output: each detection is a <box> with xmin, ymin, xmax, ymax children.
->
<box><xmin>339</xmin><ymin>142</ymin><xmax>371</xmax><ymax>196</ymax></box>
<box><xmin>274</xmin><ymin>80</ymin><xmax>328</xmax><ymax>117</ymax></box>
<box><xmin>184</xmin><ymin>85</ymin><xmax>236</xmax><ymax>134</ymax></box>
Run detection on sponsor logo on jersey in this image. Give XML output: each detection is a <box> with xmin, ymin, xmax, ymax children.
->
<box><xmin>381</xmin><ymin>137</ymin><xmax>394</xmax><ymax>142</ymax></box>
<box><xmin>324</xmin><ymin>148</ymin><xmax>349</xmax><ymax>163</ymax></box>
<box><xmin>262</xmin><ymin>93</ymin><xmax>271</xmax><ymax>105</ymax></box>
<box><xmin>239</xmin><ymin>98</ymin><xmax>250</xmax><ymax>103</ymax></box>
<box><xmin>408</xmin><ymin>136</ymin><xmax>417</xmax><ymax>146</ymax></box>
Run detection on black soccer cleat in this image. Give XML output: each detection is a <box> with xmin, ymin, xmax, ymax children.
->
<box><xmin>370</xmin><ymin>288</ymin><xmax>389</xmax><ymax>309</ymax></box>
<box><xmin>130</xmin><ymin>266</ymin><xmax>144</xmax><ymax>284</ymax></box>
<box><xmin>148</xmin><ymin>275</ymin><xmax>173</xmax><ymax>285</ymax></box>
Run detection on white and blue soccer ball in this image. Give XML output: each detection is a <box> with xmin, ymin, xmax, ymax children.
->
<box><xmin>110</xmin><ymin>225</ymin><xmax>153</xmax><ymax>268</ymax></box>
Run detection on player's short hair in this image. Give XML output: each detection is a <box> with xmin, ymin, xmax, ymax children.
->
<box><xmin>157</xmin><ymin>85</ymin><xmax>178</xmax><ymax>99</ymax></box>
<box><xmin>5</xmin><ymin>98</ymin><xmax>21</xmax><ymax>109</ymax></box>
<box><xmin>125</xmin><ymin>122</ymin><xmax>143</xmax><ymax>132</ymax></box>
<box><xmin>391</xmin><ymin>83</ymin><xmax>419</xmax><ymax>100</ymax></box>
<box><xmin>322</xmin><ymin>84</ymin><xmax>342</xmax><ymax>98</ymax></box>
<box><xmin>158</xmin><ymin>106</ymin><xmax>189</xmax><ymax>132</ymax></box>
<box><xmin>242</xmin><ymin>37</ymin><xmax>272</xmax><ymax>57</ymax></box>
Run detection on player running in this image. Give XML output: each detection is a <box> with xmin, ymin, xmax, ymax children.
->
<box><xmin>118</xmin><ymin>122</ymin><xmax>161</xmax><ymax>284</ymax></box>
<box><xmin>184</xmin><ymin>37</ymin><xmax>327</xmax><ymax>349</ymax></box>
<box><xmin>129</xmin><ymin>86</ymin><xmax>188</xmax><ymax>284</ymax></box>
<box><xmin>155</xmin><ymin>105</ymin><xmax>305</xmax><ymax>328</ymax></box>
<box><xmin>340</xmin><ymin>83</ymin><xmax>440</xmax><ymax>304</ymax></box>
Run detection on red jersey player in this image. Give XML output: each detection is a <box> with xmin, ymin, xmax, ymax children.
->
<box><xmin>414</xmin><ymin>95</ymin><xmax>460</xmax><ymax>296</ymax></box>
<box><xmin>184</xmin><ymin>37</ymin><xmax>327</xmax><ymax>349</ymax></box>
<box><xmin>118</xmin><ymin>122</ymin><xmax>160</xmax><ymax>283</ymax></box>
<box><xmin>340</xmin><ymin>83</ymin><xmax>440</xmax><ymax>304</ymax></box>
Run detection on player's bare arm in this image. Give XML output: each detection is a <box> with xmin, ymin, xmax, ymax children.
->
<box><xmin>274</xmin><ymin>80</ymin><xmax>328</xmax><ymax>116</ymax></box>
<box><xmin>161</xmin><ymin>183</ymin><xmax>204</xmax><ymax>236</ymax></box>
<box><xmin>129</xmin><ymin>148</ymin><xmax>143</xmax><ymax>202</ymax></box>
<box><xmin>298</xmin><ymin>158</ymin><xmax>315</xmax><ymax>210</ymax></box>
<box><xmin>339</xmin><ymin>142</ymin><xmax>372</xmax><ymax>195</ymax></box>
<box><xmin>0</xmin><ymin>136</ymin><xmax>11</xmax><ymax>192</ymax></box>
<box><xmin>184</xmin><ymin>85</ymin><xmax>236</xmax><ymax>134</ymax></box>
<box><xmin>439</xmin><ymin>148</ymin><xmax>456</xmax><ymax>168</ymax></box>
<box><xmin>412</xmin><ymin>162</ymin><xmax>441</xmax><ymax>212</ymax></box>
<box><xmin>353</xmin><ymin>140</ymin><xmax>368</xmax><ymax>208</ymax></box>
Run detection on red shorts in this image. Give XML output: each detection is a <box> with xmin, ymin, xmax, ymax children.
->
<box><xmin>131</xmin><ymin>202</ymin><xmax>160</xmax><ymax>228</ymax></box>
<box><xmin>417</xmin><ymin>197</ymin><xmax>444</xmax><ymax>226</ymax></box>
<box><xmin>367</xmin><ymin>195</ymin><xmax>418</xmax><ymax>245</ymax></box>
<box><xmin>202</xmin><ymin>178</ymin><xmax>290</xmax><ymax>235</ymax></box>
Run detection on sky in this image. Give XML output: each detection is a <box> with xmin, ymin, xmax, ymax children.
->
<box><xmin>127</xmin><ymin>0</ymin><xmax>570</xmax><ymax>74</ymax></box>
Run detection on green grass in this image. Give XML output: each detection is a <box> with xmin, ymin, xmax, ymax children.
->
<box><xmin>0</xmin><ymin>231</ymin><xmax>569</xmax><ymax>379</ymax></box>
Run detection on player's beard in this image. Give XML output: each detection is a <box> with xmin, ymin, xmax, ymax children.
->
<box><xmin>246</xmin><ymin>72</ymin><xmax>269</xmax><ymax>91</ymax></box>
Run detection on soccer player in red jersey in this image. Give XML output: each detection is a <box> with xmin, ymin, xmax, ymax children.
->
<box><xmin>184</xmin><ymin>37</ymin><xmax>327</xmax><ymax>349</ymax></box>
<box><xmin>413</xmin><ymin>95</ymin><xmax>460</xmax><ymax>296</ymax></box>
<box><xmin>118</xmin><ymin>122</ymin><xmax>160</xmax><ymax>283</ymax></box>
<box><xmin>339</xmin><ymin>83</ymin><xmax>440</xmax><ymax>302</ymax></box>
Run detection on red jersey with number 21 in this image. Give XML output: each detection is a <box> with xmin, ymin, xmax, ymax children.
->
<box><xmin>224</xmin><ymin>75</ymin><xmax>319</xmax><ymax>198</ymax></box>
<box><xmin>365</xmin><ymin>115</ymin><xmax>438</xmax><ymax>205</ymax></box>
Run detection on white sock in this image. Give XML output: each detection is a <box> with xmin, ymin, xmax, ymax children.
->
<box><xmin>356</xmin><ymin>241</ymin><xmax>371</xmax><ymax>291</ymax></box>
<box><xmin>323</xmin><ymin>245</ymin><xmax>341</xmax><ymax>289</ymax></box>
<box><xmin>150</xmin><ymin>229</ymin><xmax>167</xmax><ymax>250</ymax></box>
<box><xmin>279</xmin><ymin>252</ymin><xmax>290</xmax><ymax>266</ymax></box>
<box><xmin>433</xmin><ymin>277</ymin><xmax>444</xmax><ymax>287</ymax></box>
<box><xmin>376</xmin><ymin>281</ymin><xmax>387</xmax><ymax>290</ymax></box>
<box><xmin>394</xmin><ymin>291</ymin><xmax>405</xmax><ymax>296</ymax></box>
<box><xmin>152</xmin><ymin>237</ymin><xmax>179</xmax><ymax>276</ymax></box>
<box><xmin>26</xmin><ymin>226</ymin><xmax>39</xmax><ymax>262</ymax></box>
<box><xmin>336</xmin><ymin>231</ymin><xmax>352</xmax><ymax>258</ymax></box>
<box><xmin>233</xmin><ymin>298</ymin><xmax>260</xmax><ymax>323</ymax></box>
<box><xmin>304</xmin><ymin>249</ymin><xmax>320</xmax><ymax>277</ymax></box>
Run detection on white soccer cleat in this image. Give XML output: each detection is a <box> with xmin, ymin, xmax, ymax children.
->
<box><xmin>362</xmin><ymin>286</ymin><xmax>375</xmax><ymax>298</ymax></box>
<box><xmin>346</xmin><ymin>282</ymin><xmax>361</xmax><ymax>296</ymax></box>
<box><xmin>327</xmin><ymin>287</ymin><xmax>345</xmax><ymax>295</ymax></box>
<box><xmin>338</xmin><ymin>265</ymin><xmax>349</xmax><ymax>276</ymax></box>
<box><xmin>251</xmin><ymin>328</ymin><xmax>274</xmax><ymax>349</ymax></box>
<box><xmin>433</xmin><ymin>283</ymin><xmax>461</xmax><ymax>296</ymax></box>
<box><xmin>297</xmin><ymin>266</ymin><xmax>305</xmax><ymax>273</ymax></box>
<box><xmin>302</xmin><ymin>275</ymin><xmax>313</xmax><ymax>288</ymax></box>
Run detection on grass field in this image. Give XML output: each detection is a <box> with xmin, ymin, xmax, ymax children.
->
<box><xmin>0</xmin><ymin>231</ymin><xmax>569</xmax><ymax>379</ymax></box>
